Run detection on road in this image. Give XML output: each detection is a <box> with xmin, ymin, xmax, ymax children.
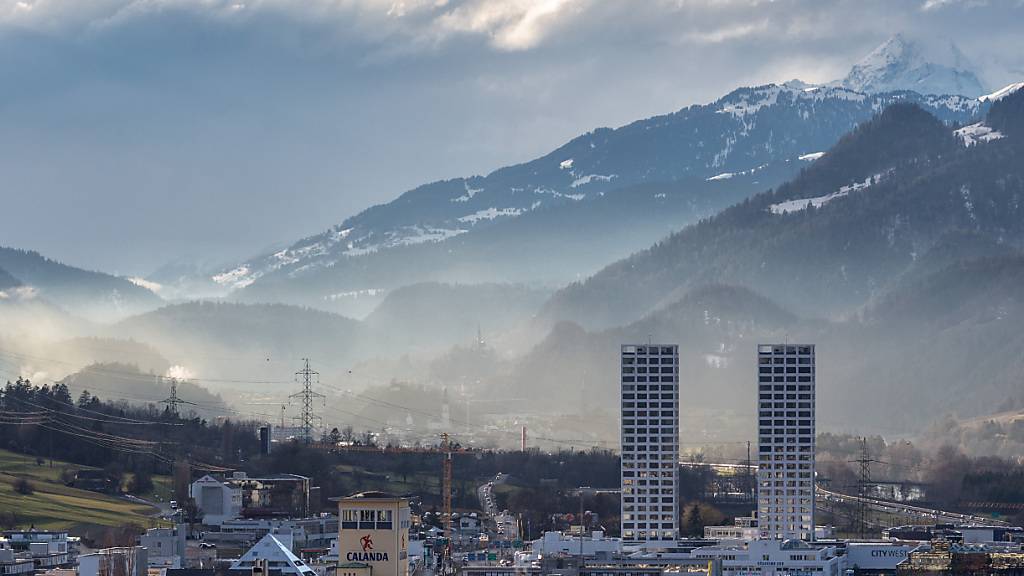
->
<box><xmin>817</xmin><ymin>486</ymin><xmax>1009</xmax><ymax>527</ymax></box>
<box><xmin>679</xmin><ymin>460</ymin><xmax>1009</xmax><ymax>528</ymax></box>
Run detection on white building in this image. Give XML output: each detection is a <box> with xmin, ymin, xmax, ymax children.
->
<box><xmin>757</xmin><ymin>344</ymin><xmax>816</xmax><ymax>541</ymax></box>
<box><xmin>79</xmin><ymin>547</ymin><xmax>148</xmax><ymax>576</ymax></box>
<box><xmin>190</xmin><ymin>475</ymin><xmax>243</xmax><ymax>527</ymax></box>
<box><xmin>620</xmin><ymin>344</ymin><xmax>679</xmax><ymax>544</ymax></box>
<box><xmin>844</xmin><ymin>542</ymin><xmax>918</xmax><ymax>572</ymax></box>
<box><xmin>530</xmin><ymin>531</ymin><xmax>621</xmax><ymax>558</ymax></box>
<box><xmin>690</xmin><ymin>539</ymin><xmax>840</xmax><ymax>576</ymax></box>
<box><xmin>139</xmin><ymin>525</ymin><xmax>186</xmax><ymax>569</ymax></box>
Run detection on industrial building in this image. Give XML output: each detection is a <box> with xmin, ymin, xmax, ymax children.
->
<box><xmin>78</xmin><ymin>547</ymin><xmax>147</xmax><ymax>576</ymax></box>
<box><xmin>620</xmin><ymin>344</ymin><xmax>679</xmax><ymax>544</ymax></box>
<box><xmin>757</xmin><ymin>344</ymin><xmax>816</xmax><ymax>541</ymax></box>
<box><xmin>138</xmin><ymin>526</ymin><xmax>187</xmax><ymax>570</ymax></box>
<box><xmin>190</xmin><ymin>472</ymin><xmax>312</xmax><ymax>527</ymax></box>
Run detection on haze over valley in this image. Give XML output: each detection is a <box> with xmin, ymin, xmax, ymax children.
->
<box><xmin>4</xmin><ymin>4</ymin><xmax>1024</xmax><ymax>460</ymax></box>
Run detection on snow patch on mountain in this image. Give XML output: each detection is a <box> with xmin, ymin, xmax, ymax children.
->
<box><xmin>213</xmin><ymin>265</ymin><xmax>255</xmax><ymax>289</ymax></box>
<box><xmin>458</xmin><ymin>207</ymin><xmax>524</xmax><ymax>223</ymax></box>
<box><xmin>707</xmin><ymin>172</ymin><xmax>735</xmax><ymax>181</ymax></box>
<box><xmin>571</xmin><ymin>174</ymin><xmax>616</xmax><ymax>188</ymax></box>
<box><xmin>979</xmin><ymin>82</ymin><xmax>1024</xmax><ymax>103</ymax></box>
<box><xmin>324</xmin><ymin>288</ymin><xmax>385</xmax><ymax>302</ymax></box>
<box><xmin>955</xmin><ymin>122</ymin><xmax>1005</xmax><ymax>147</ymax></box>
<box><xmin>717</xmin><ymin>85</ymin><xmax>783</xmax><ymax>117</ymax></box>
<box><xmin>559</xmin><ymin>158</ymin><xmax>574</xmax><ymax>170</ymax></box>
<box><xmin>799</xmin><ymin>152</ymin><xmax>826</xmax><ymax>162</ymax></box>
<box><xmin>128</xmin><ymin>277</ymin><xmax>163</xmax><ymax>294</ymax></box>
<box><xmin>770</xmin><ymin>173</ymin><xmax>888</xmax><ymax>215</ymax></box>
<box><xmin>451</xmin><ymin>181</ymin><xmax>484</xmax><ymax>203</ymax></box>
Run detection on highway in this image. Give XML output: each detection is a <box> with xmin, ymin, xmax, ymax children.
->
<box><xmin>816</xmin><ymin>485</ymin><xmax>1010</xmax><ymax>527</ymax></box>
<box><xmin>678</xmin><ymin>459</ymin><xmax>1009</xmax><ymax>528</ymax></box>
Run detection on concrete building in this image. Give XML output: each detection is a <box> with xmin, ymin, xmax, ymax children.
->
<box><xmin>190</xmin><ymin>473</ymin><xmax>312</xmax><ymax>527</ymax></box>
<box><xmin>190</xmin><ymin>475</ymin><xmax>243</xmax><ymax>527</ymax></box>
<box><xmin>334</xmin><ymin>492</ymin><xmax>410</xmax><ymax>576</ymax></box>
<box><xmin>206</xmin><ymin>516</ymin><xmax>338</xmax><ymax>554</ymax></box>
<box><xmin>0</xmin><ymin>531</ymin><xmax>76</xmax><ymax>573</ymax></box>
<box><xmin>896</xmin><ymin>540</ymin><xmax>1024</xmax><ymax>575</ymax></box>
<box><xmin>230</xmin><ymin>473</ymin><xmax>311</xmax><ymax>519</ymax></box>
<box><xmin>530</xmin><ymin>531</ymin><xmax>622</xmax><ymax>558</ymax></box>
<box><xmin>139</xmin><ymin>526</ymin><xmax>187</xmax><ymax>569</ymax></box>
<box><xmin>79</xmin><ymin>547</ymin><xmax>148</xmax><ymax>576</ymax></box>
<box><xmin>620</xmin><ymin>344</ymin><xmax>679</xmax><ymax>544</ymax></box>
<box><xmin>757</xmin><ymin>344</ymin><xmax>816</xmax><ymax>541</ymax></box>
<box><xmin>690</xmin><ymin>539</ymin><xmax>841</xmax><ymax>576</ymax></box>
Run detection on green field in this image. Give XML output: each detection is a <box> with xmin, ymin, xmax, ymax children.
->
<box><xmin>0</xmin><ymin>449</ymin><xmax>167</xmax><ymax>533</ymax></box>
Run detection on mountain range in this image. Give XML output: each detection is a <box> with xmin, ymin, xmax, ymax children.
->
<box><xmin>514</xmin><ymin>87</ymin><xmax>1024</xmax><ymax>438</ymax></box>
<box><xmin>2</xmin><ymin>34</ymin><xmax>1023</xmax><ymax>447</ymax></box>
<box><xmin>0</xmin><ymin>247</ymin><xmax>160</xmax><ymax>321</ymax></box>
<box><xmin>182</xmin><ymin>35</ymin><xmax>992</xmax><ymax>319</ymax></box>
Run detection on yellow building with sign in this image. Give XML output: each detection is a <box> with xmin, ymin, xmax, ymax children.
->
<box><xmin>334</xmin><ymin>492</ymin><xmax>410</xmax><ymax>576</ymax></box>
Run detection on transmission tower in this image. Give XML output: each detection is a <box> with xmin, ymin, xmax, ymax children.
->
<box><xmin>289</xmin><ymin>359</ymin><xmax>325</xmax><ymax>444</ymax></box>
<box><xmin>159</xmin><ymin>376</ymin><xmax>195</xmax><ymax>417</ymax></box>
<box><xmin>849</xmin><ymin>437</ymin><xmax>874</xmax><ymax>539</ymax></box>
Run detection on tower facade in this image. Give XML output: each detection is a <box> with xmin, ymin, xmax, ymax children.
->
<box><xmin>756</xmin><ymin>344</ymin><xmax>816</xmax><ymax>541</ymax></box>
<box><xmin>620</xmin><ymin>344</ymin><xmax>679</xmax><ymax>543</ymax></box>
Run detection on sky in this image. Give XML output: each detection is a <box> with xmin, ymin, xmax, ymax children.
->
<box><xmin>1</xmin><ymin>0</ymin><xmax>1022</xmax><ymax>276</ymax></box>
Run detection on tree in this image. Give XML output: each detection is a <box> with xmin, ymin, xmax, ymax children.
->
<box><xmin>329</xmin><ymin>427</ymin><xmax>342</xmax><ymax>444</ymax></box>
<box><xmin>127</xmin><ymin>469</ymin><xmax>154</xmax><ymax>495</ymax></box>
<box><xmin>13</xmin><ymin>477</ymin><xmax>34</xmax><ymax>495</ymax></box>
<box><xmin>77</xmin><ymin>390</ymin><xmax>93</xmax><ymax>409</ymax></box>
<box><xmin>683</xmin><ymin>503</ymin><xmax>704</xmax><ymax>536</ymax></box>
<box><xmin>181</xmin><ymin>497</ymin><xmax>204</xmax><ymax>537</ymax></box>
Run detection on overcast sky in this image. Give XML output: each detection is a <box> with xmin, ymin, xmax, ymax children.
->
<box><xmin>1</xmin><ymin>0</ymin><xmax>1022</xmax><ymax>275</ymax></box>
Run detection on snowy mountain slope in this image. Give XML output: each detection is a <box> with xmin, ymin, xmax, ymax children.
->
<box><xmin>207</xmin><ymin>83</ymin><xmax>983</xmax><ymax>313</ymax></box>
<box><xmin>542</xmin><ymin>90</ymin><xmax>1024</xmax><ymax>330</ymax></box>
<box><xmin>0</xmin><ymin>247</ymin><xmax>162</xmax><ymax>321</ymax></box>
<box><xmin>838</xmin><ymin>34</ymin><xmax>986</xmax><ymax>97</ymax></box>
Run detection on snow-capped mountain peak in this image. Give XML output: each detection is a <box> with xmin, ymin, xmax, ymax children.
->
<box><xmin>838</xmin><ymin>34</ymin><xmax>986</xmax><ymax>97</ymax></box>
<box><xmin>979</xmin><ymin>81</ymin><xmax>1024</xmax><ymax>103</ymax></box>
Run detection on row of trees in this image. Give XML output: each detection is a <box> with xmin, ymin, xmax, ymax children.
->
<box><xmin>1</xmin><ymin>378</ymin><xmax>262</xmax><ymax>490</ymax></box>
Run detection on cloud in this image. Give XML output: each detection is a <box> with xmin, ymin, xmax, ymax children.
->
<box><xmin>0</xmin><ymin>286</ymin><xmax>39</xmax><ymax>300</ymax></box>
<box><xmin>921</xmin><ymin>0</ymin><xmax>990</xmax><ymax>11</ymax></box>
<box><xmin>432</xmin><ymin>0</ymin><xmax>586</xmax><ymax>50</ymax></box>
<box><xmin>0</xmin><ymin>0</ymin><xmax>1022</xmax><ymax>275</ymax></box>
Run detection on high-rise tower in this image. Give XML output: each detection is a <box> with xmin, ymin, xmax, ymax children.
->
<box><xmin>620</xmin><ymin>344</ymin><xmax>679</xmax><ymax>543</ymax></box>
<box><xmin>756</xmin><ymin>344</ymin><xmax>816</xmax><ymax>541</ymax></box>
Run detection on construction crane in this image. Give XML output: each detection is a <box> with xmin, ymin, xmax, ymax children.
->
<box><xmin>325</xmin><ymin>432</ymin><xmax>471</xmax><ymax>537</ymax></box>
<box><xmin>441</xmin><ymin>432</ymin><xmax>453</xmax><ymax>539</ymax></box>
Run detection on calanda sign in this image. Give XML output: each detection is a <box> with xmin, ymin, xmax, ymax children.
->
<box><xmin>347</xmin><ymin>535</ymin><xmax>390</xmax><ymax>562</ymax></box>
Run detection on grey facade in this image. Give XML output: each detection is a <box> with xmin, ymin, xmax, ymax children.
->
<box><xmin>756</xmin><ymin>344</ymin><xmax>816</xmax><ymax>541</ymax></box>
<box><xmin>620</xmin><ymin>344</ymin><xmax>679</xmax><ymax>543</ymax></box>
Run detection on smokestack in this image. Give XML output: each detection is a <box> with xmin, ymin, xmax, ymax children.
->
<box><xmin>521</xmin><ymin>426</ymin><xmax>527</xmax><ymax>452</ymax></box>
